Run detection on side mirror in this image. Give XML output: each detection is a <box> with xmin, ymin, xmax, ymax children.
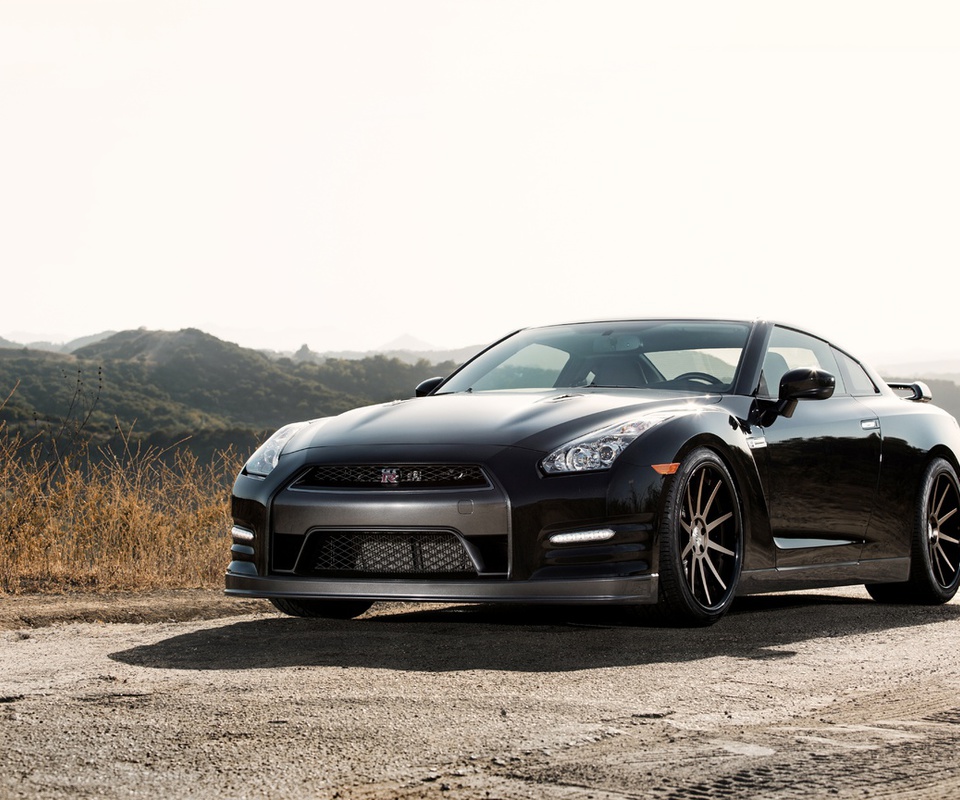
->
<box><xmin>415</xmin><ymin>376</ymin><xmax>445</xmax><ymax>397</ymax></box>
<box><xmin>777</xmin><ymin>368</ymin><xmax>835</xmax><ymax>418</ymax></box>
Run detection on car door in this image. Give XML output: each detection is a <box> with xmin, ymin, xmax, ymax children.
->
<box><xmin>754</xmin><ymin>326</ymin><xmax>881</xmax><ymax>568</ymax></box>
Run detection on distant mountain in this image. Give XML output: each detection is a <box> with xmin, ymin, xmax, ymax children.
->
<box><xmin>377</xmin><ymin>334</ymin><xmax>438</xmax><ymax>351</ymax></box>
<box><xmin>0</xmin><ymin>331</ymin><xmax>116</xmax><ymax>354</ymax></box>
<box><xmin>280</xmin><ymin>342</ymin><xmax>483</xmax><ymax>367</ymax></box>
<box><xmin>879</xmin><ymin>359</ymin><xmax>960</xmax><ymax>386</ymax></box>
<box><xmin>63</xmin><ymin>331</ymin><xmax>118</xmax><ymax>352</ymax></box>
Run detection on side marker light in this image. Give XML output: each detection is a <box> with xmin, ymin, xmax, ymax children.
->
<box><xmin>652</xmin><ymin>463</ymin><xmax>680</xmax><ymax>475</ymax></box>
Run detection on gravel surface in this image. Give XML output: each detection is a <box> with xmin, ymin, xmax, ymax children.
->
<box><xmin>2</xmin><ymin>588</ymin><xmax>960</xmax><ymax>799</ymax></box>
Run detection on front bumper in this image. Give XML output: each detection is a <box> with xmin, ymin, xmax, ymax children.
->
<box><xmin>225</xmin><ymin>563</ymin><xmax>659</xmax><ymax>605</ymax></box>
<box><xmin>228</xmin><ymin>442</ymin><xmax>663</xmax><ymax>606</ymax></box>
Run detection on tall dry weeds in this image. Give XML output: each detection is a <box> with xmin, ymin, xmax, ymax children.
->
<box><xmin>0</xmin><ymin>393</ymin><xmax>243</xmax><ymax>594</ymax></box>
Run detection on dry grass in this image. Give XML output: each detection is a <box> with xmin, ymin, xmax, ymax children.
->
<box><xmin>0</xmin><ymin>411</ymin><xmax>243</xmax><ymax>595</ymax></box>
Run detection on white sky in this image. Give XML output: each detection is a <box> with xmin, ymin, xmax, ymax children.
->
<box><xmin>2</xmin><ymin>1</ymin><xmax>959</xmax><ymax>365</ymax></box>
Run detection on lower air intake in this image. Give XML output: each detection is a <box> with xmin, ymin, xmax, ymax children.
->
<box><xmin>304</xmin><ymin>531</ymin><xmax>477</xmax><ymax>577</ymax></box>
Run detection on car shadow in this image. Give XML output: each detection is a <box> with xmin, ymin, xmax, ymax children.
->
<box><xmin>110</xmin><ymin>592</ymin><xmax>960</xmax><ymax>673</ymax></box>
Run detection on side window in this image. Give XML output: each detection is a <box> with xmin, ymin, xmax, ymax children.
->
<box><xmin>835</xmin><ymin>349</ymin><xmax>879</xmax><ymax>396</ymax></box>
<box><xmin>758</xmin><ymin>326</ymin><xmax>846</xmax><ymax>398</ymax></box>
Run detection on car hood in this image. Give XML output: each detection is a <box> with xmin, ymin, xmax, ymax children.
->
<box><xmin>286</xmin><ymin>389</ymin><xmax>721</xmax><ymax>454</ymax></box>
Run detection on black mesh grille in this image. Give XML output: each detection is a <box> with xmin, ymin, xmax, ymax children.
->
<box><xmin>303</xmin><ymin>532</ymin><xmax>477</xmax><ymax>576</ymax></box>
<box><xmin>291</xmin><ymin>465</ymin><xmax>489</xmax><ymax>490</ymax></box>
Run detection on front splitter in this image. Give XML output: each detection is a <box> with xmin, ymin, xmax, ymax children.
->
<box><xmin>225</xmin><ymin>565</ymin><xmax>658</xmax><ymax>606</ymax></box>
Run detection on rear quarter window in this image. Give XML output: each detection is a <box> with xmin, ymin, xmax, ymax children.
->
<box><xmin>835</xmin><ymin>350</ymin><xmax>879</xmax><ymax>396</ymax></box>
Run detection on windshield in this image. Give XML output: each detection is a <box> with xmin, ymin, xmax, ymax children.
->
<box><xmin>440</xmin><ymin>321</ymin><xmax>751</xmax><ymax>393</ymax></box>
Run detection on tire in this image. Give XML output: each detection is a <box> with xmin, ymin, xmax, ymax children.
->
<box><xmin>653</xmin><ymin>447</ymin><xmax>744</xmax><ymax>626</ymax></box>
<box><xmin>269</xmin><ymin>597</ymin><xmax>374</xmax><ymax>619</ymax></box>
<box><xmin>866</xmin><ymin>457</ymin><xmax>960</xmax><ymax>605</ymax></box>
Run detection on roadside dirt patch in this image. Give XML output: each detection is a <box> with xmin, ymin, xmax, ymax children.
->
<box><xmin>0</xmin><ymin>589</ymin><xmax>270</xmax><ymax>630</ymax></box>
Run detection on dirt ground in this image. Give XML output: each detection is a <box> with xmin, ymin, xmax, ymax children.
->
<box><xmin>2</xmin><ymin>588</ymin><xmax>960</xmax><ymax>799</ymax></box>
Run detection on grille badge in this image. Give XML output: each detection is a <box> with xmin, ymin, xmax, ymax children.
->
<box><xmin>381</xmin><ymin>468</ymin><xmax>425</xmax><ymax>484</ymax></box>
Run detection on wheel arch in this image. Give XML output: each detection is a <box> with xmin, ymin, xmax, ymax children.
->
<box><xmin>927</xmin><ymin>444</ymin><xmax>960</xmax><ymax>477</ymax></box>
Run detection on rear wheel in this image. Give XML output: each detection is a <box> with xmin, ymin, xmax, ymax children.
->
<box><xmin>654</xmin><ymin>448</ymin><xmax>744</xmax><ymax>626</ymax></box>
<box><xmin>866</xmin><ymin>457</ymin><xmax>960</xmax><ymax>604</ymax></box>
<box><xmin>269</xmin><ymin>597</ymin><xmax>374</xmax><ymax>619</ymax></box>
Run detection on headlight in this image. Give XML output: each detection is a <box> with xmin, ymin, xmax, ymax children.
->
<box><xmin>244</xmin><ymin>420</ymin><xmax>323</xmax><ymax>477</ymax></box>
<box><xmin>541</xmin><ymin>412</ymin><xmax>676</xmax><ymax>474</ymax></box>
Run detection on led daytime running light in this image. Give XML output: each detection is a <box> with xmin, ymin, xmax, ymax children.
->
<box><xmin>549</xmin><ymin>529</ymin><xmax>615</xmax><ymax>545</ymax></box>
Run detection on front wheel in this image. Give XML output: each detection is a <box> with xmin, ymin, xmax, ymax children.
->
<box><xmin>654</xmin><ymin>448</ymin><xmax>744</xmax><ymax>626</ymax></box>
<box><xmin>866</xmin><ymin>457</ymin><xmax>960</xmax><ymax>605</ymax></box>
<box><xmin>270</xmin><ymin>597</ymin><xmax>374</xmax><ymax>619</ymax></box>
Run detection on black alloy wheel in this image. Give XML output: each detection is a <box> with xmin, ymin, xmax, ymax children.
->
<box><xmin>867</xmin><ymin>457</ymin><xmax>960</xmax><ymax>604</ymax></box>
<box><xmin>655</xmin><ymin>448</ymin><xmax>744</xmax><ymax>626</ymax></box>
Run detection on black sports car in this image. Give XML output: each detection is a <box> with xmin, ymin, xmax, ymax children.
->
<box><xmin>226</xmin><ymin>319</ymin><xmax>960</xmax><ymax>625</ymax></box>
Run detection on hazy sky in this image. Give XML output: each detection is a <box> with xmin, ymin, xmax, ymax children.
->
<box><xmin>2</xmin><ymin>1</ymin><xmax>959</xmax><ymax>365</ymax></box>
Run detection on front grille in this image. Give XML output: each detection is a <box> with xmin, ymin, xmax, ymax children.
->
<box><xmin>301</xmin><ymin>531</ymin><xmax>477</xmax><ymax>577</ymax></box>
<box><xmin>291</xmin><ymin>464</ymin><xmax>489</xmax><ymax>490</ymax></box>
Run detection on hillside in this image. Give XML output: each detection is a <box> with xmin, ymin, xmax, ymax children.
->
<box><xmin>0</xmin><ymin>328</ymin><xmax>458</xmax><ymax>460</ymax></box>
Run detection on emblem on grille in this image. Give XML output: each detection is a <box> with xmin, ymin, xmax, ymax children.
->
<box><xmin>380</xmin><ymin>468</ymin><xmax>425</xmax><ymax>484</ymax></box>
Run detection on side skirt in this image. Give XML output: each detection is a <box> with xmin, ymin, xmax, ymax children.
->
<box><xmin>737</xmin><ymin>557</ymin><xmax>911</xmax><ymax>595</ymax></box>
